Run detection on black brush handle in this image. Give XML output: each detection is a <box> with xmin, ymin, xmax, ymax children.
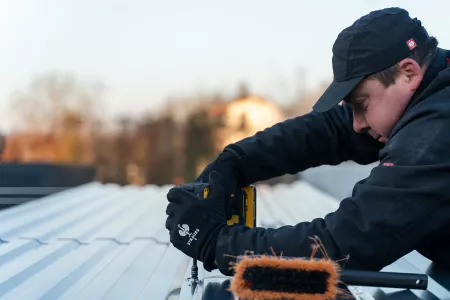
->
<box><xmin>340</xmin><ymin>270</ymin><xmax>428</xmax><ymax>290</ymax></box>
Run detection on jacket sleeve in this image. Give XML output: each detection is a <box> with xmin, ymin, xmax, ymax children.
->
<box><xmin>223</xmin><ymin>103</ymin><xmax>384</xmax><ymax>187</ymax></box>
<box><xmin>214</xmin><ymin>108</ymin><xmax>450</xmax><ymax>274</ymax></box>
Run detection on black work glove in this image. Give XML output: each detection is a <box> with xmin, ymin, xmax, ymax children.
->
<box><xmin>165</xmin><ymin>171</ymin><xmax>228</xmax><ymax>271</ymax></box>
<box><xmin>196</xmin><ymin>151</ymin><xmax>243</xmax><ymax>218</ymax></box>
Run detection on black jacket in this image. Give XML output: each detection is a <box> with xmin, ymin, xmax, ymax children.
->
<box><xmin>214</xmin><ymin>47</ymin><xmax>450</xmax><ymax>275</ymax></box>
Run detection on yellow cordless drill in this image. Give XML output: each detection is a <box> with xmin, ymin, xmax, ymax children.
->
<box><xmin>192</xmin><ymin>183</ymin><xmax>256</xmax><ymax>228</ymax></box>
<box><xmin>188</xmin><ymin>183</ymin><xmax>257</xmax><ymax>283</ymax></box>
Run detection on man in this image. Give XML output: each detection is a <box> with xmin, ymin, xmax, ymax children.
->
<box><xmin>165</xmin><ymin>7</ymin><xmax>450</xmax><ymax>276</ymax></box>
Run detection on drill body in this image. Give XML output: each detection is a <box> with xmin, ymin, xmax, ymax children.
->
<box><xmin>186</xmin><ymin>182</ymin><xmax>257</xmax><ymax>285</ymax></box>
<box><xmin>189</xmin><ymin>183</ymin><xmax>256</xmax><ymax>228</ymax></box>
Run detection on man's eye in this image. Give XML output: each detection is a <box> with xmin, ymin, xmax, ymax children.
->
<box><xmin>352</xmin><ymin>99</ymin><xmax>367</xmax><ymax>112</ymax></box>
<box><xmin>355</xmin><ymin>99</ymin><xmax>367</xmax><ymax>107</ymax></box>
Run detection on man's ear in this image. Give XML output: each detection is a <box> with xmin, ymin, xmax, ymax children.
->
<box><xmin>397</xmin><ymin>58</ymin><xmax>424</xmax><ymax>91</ymax></box>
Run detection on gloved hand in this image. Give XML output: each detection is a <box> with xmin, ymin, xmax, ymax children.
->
<box><xmin>165</xmin><ymin>171</ymin><xmax>228</xmax><ymax>271</ymax></box>
<box><xmin>195</xmin><ymin>150</ymin><xmax>243</xmax><ymax>218</ymax></box>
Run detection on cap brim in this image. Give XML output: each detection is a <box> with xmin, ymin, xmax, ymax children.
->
<box><xmin>312</xmin><ymin>75</ymin><xmax>365</xmax><ymax>112</ymax></box>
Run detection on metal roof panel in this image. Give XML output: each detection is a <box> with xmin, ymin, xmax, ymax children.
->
<box><xmin>0</xmin><ymin>182</ymin><xmax>189</xmax><ymax>300</ymax></box>
<box><xmin>1</xmin><ymin>178</ymin><xmax>449</xmax><ymax>300</ymax></box>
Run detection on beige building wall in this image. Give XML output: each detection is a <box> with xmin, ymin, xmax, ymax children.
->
<box><xmin>219</xmin><ymin>96</ymin><xmax>285</xmax><ymax>149</ymax></box>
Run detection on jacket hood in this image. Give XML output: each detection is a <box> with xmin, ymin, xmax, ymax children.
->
<box><xmin>405</xmin><ymin>47</ymin><xmax>450</xmax><ymax>113</ymax></box>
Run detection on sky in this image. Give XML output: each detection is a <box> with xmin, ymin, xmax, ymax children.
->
<box><xmin>1</xmin><ymin>0</ymin><xmax>450</xmax><ymax>132</ymax></box>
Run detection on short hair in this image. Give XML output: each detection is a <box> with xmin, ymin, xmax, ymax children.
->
<box><xmin>368</xmin><ymin>36</ymin><xmax>439</xmax><ymax>86</ymax></box>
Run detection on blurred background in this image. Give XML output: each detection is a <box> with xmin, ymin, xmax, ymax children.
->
<box><xmin>2</xmin><ymin>4</ymin><xmax>450</xmax><ymax>298</ymax></box>
<box><xmin>1</xmin><ymin>0</ymin><xmax>449</xmax><ymax>187</ymax></box>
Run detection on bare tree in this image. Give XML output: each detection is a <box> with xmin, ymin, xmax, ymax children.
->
<box><xmin>0</xmin><ymin>134</ymin><xmax>5</xmax><ymax>161</ymax></box>
<box><xmin>9</xmin><ymin>72</ymin><xmax>105</xmax><ymax>135</ymax></box>
<box><xmin>8</xmin><ymin>72</ymin><xmax>106</xmax><ymax>163</ymax></box>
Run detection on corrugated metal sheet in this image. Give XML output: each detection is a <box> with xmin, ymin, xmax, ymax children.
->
<box><xmin>0</xmin><ymin>182</ymin><xmax>190</xmax><ymax>300</ymax></box>
<box><xmin>1</xmin><ymin>179</ymin><xmax>449</xmax><ymax>300</ymax></box>
<box><xmin>300</xmin><ymin>161</ymin><xmax>377</xmax><ymax>200</ymax></box>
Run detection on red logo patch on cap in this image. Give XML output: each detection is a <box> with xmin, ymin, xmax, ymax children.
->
<box><xmin>406</xmin><ymin>38</ymin><xmax>417</xmax><ymax>50</ymax></box>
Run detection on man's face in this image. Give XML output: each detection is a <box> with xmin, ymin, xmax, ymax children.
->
<box><xmin>344</xmin><ymin>58</ymin><xmax>424</xmax><ymax>143</ymax></box>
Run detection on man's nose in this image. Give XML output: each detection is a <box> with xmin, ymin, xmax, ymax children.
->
<box><xmin>353</xmin><ymin>113</ymin><xmax>368</xmax><ymax>133</ymax></box>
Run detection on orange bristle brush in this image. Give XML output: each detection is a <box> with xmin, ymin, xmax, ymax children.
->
<box><xmin>229</xmin><ymin>236</ymin><xmax>428</xmax><ymax>300</ymax></box>
<box><xmin>231</xmin><ymin>255</ymin><xmax>342</xmax><ymax>300</ymax></box>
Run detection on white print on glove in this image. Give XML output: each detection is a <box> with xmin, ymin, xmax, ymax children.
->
<box><xmin>178</xmin><ymin>224</ymin><xmax>199</xmax><ymax>246</ymax></box>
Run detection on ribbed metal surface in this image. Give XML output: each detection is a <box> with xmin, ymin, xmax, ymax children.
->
<box><xmin>0</xmin><ymin>182</ymin><xmax>189</xmax><ymax>300</ymax></box>
<box><xmin>1</xmin><ymin>180</ymin><xmax>449</xmax><ymax>300</ymax></box>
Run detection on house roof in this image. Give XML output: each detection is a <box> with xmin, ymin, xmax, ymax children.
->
<box><xmin>1</xmin><ymin>176</ymin><xmax>449</xmax><ymax>300</ymax></box>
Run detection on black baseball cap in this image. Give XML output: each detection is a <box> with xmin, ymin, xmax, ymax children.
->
<box><xmin>312</xmin><ymin>7</ymin><xmax>429</xmax><ymax>112</ymax></box>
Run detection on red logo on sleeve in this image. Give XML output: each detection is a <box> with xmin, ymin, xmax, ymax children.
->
<box><xmin>382</xmin><ymin>162</ymin><xmax>394</xmax><ymax>166</ymax></box>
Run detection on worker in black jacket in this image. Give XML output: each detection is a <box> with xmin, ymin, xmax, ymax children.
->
<box><xmin>165</xmin><ymin>7</ymin><xmax>450</xmax><ymax>275</ymax></box>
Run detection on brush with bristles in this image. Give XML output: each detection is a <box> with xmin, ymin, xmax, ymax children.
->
<box><xmin>228</xmin><ymin>236</ymin><xmax>428</xmax><ymax>300</ymax></box>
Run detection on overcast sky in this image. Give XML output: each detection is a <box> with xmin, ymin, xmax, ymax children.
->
<box><xmin>1</xmin><ymin>0</ymin><xmax>450</xmax><ymax>132</ymax></box>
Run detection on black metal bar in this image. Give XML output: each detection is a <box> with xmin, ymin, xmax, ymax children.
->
<box><xmin>340</xmin><ymin>269</ymin><xmax>428</xmax><ymax>290</ymax></box>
